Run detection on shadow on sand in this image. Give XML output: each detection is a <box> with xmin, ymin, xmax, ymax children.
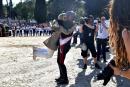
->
<box><xmin>70</xmin><ymin>57</ymin><xmax>101</xmax><ymax>87</ymax></box>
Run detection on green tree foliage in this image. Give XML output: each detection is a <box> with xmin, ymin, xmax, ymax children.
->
<box><xmin>14</xmin><ymin>0</ymin><xmax>35</xmax><ymax>20</ymax></box>
<box><xmin>74</xmin><ymin>0</ymin><xmax>86</xmax><ymax>21</ymax></box>
<box><xmin>84</xmin><ymin>0</ymin><xmax>109</xmax><ymax>18</ymax></box>
<box><xmin>34</xmin><ymin>0</ymin><xmax>47</xmax><ymax>23</ymax></box>
<box><xmin>12</xmin><ymin>0</ymin><xmax>109</xmax><ymax>21</ymax></box>
<box><xmin>47</xmin><ymin>0</ymin><xmax>85</xmax><ymax>21</ymax></box>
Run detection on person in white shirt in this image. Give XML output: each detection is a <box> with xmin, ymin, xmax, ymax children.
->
<box><xmin>96</xmin><ymin>16</ymin><xmax>109</xmax><ymax>63</ymax></box>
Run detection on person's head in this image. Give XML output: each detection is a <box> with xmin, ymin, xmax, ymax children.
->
<box><xmin>58</xmin><ymin>13</ymin><xmax>66</xmax><ymax>21</ymax></box>
<box><xmin>84</xmin><ymin>17</ymin><xmax>90</xmax><ymax>24</ymax></box>
<box><xmin>80</xmin><ymin>17</ymin><xmax>85</xmax><ymax>25</ymax></box>
<box><xmin>101</xmin><ymin>16</ymin><xmax>106</xmax><ymax>23</ymax></box>
<box><xmin>66</xmin><ymin>11</ymin><xmax>76</xmax><ymax>21</ymax></box>
<box><xmin>84</xmin><ymin>15</ymin><xmax>94</xmax><ymax>25</ymax></box>
<box><xmin>109</xmin><ymin>0</ymin><xmax>130</xmax><ymax>68</ymax></box>
<box><xmin>88</xmin><ymin>15</ymin><xmax>94</xmax><ymax>25</ymax></box>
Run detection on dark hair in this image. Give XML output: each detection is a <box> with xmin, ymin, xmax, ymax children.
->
<box><xmin>80</xmin><ymin>17</ymin><xmax>85</xmax><ymax>25</ymax></box>
<box><xmin>88</xmin><ymin>15</ymin><xmax>94</xmax><ymax>20</ymax></box>
<box><xmin>109</xmin><ymin>0</ymin><xmax>130</xmax><ymax>68</ymax></box>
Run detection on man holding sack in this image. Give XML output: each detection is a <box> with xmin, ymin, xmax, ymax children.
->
<box><xmin>44</xmin><ymin>11</ymin><xmax>76</xmax><ymax>85</ymax></box>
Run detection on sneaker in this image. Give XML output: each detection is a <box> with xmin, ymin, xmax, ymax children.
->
<box><xmin>103</xmin><ymin>60</ymin><xmax>107</xmax><ymax>63</ymax></box>
<box><xmin>97</xmin><ymin>58</ymin><xmax>100</xmax><ymax>62</ymax></box>
<box><xmin>55</xmin><ymin>77</ymin><xmax>62</xmax><ymax>82</ymax></box>
<box><xmin>95</xmin><ymin>63</ymin><xmax>101</xmax><ymax>69</ymax></box>
<box><xmin>83</xmin><ymin>64</ymin><xmax>87</xmax><ymax>69</ymax></box>
<box><xmin>57</xmin><ymin>78</ymin><xmax>69</xmax><ymax>85</ymax></box>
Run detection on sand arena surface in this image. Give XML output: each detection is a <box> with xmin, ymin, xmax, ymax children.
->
<box><xmin>0</xmin><ymin>37</ymin><xmax>129</xmax><ymax>87</ymax></box>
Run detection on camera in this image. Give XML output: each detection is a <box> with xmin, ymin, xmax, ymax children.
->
<box><xmin>98</xmin><ymin>20</ymin><xmax>101</xmax><ymax>23</ymax></box>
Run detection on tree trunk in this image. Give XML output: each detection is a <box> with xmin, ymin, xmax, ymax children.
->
<box><xmin>34</xmin><ymin>0</ymin><xmax>47</xmax><ymax>23</ymax></box>
<box><xmin>0</xmin><ymin>0</ymin><xmax>3</xmax><ymax>18</ymax></box>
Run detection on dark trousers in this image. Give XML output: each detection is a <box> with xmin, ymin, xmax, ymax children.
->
<box><xmin>33</xmin><ymin>29</ymin><xmax>36</xmax><ymax>36</ymax></box>
<box><xmin>73</xmin><ymin>32</ymin><xmax>78</xmax><ymax>44</ymax></box>
<box><xmin>81</xmin><ymin>42</ymin><xmax>97</xmax><ymax>58</ymax></box>
<box><xmin>79</xmin><ymin>33</ymin><xmax>83</xmax><ymax>44</ymax></box>
<box><xmin>96</xmin><ymin>38</ymin><xmax>107</xmax><ymax>61</ymax></box>
<box><xmin>57</xmin><ymin>40</ymin><xmax>71</xmax><ymax>79</ymax></box>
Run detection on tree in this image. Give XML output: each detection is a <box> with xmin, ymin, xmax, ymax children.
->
<box><xmin>47</xmin><ymin>0</ymin><xmax>85</xmax><ymax>21</ymax></box>
<box><xmin>0</xmin><ymin>0</ymin><xmax>3</xmax><ymax>18</ymax></box>
<box><xmin>84</xmin><ymin>0</ymin><xmax>109</xmax><ymax>18</ymax></box>
<box><xmin>14</xmin><ymin>0</ymin><xmax>35</xmax><ymax>20</ymax></box>
<box><xmin>34</xmin><ymin>0</ymin><xmax>47</xmax><ymax>23</ymax></box>
<box><xmin>48</xmin><ymin>0</ymin><xmax>75</xmax><ymax>19</ymax></box>
<box><xmin>74</xmin><ymin>0</ymin><xmax>86</xmax><ymax>21</ymax></box>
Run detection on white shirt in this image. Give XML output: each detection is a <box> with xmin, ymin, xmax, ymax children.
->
<box><xmin>97</xmin><ymin>22</ymin><xmax>109</xmax><ymax>39</ymax></box>
<box><xmin>73</xmin><ymin>25</ymin><xmax>80</xmax><ymax>34</ymax></box>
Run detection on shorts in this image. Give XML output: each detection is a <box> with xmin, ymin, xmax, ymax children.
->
<box><xmin>81</xmin><ymin>43</ymin><xmax>97</xmax><ymax>58</ymax></box>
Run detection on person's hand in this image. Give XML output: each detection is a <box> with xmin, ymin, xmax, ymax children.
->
<box><xmin>122</xmin><ymin>29</ymin><xmax>130</xmax><ymax>62</ymax></box>
<box><xmin>109</xmin><ymin>64</ymin><xmax>121</xmax><ymax>76</ymax></box>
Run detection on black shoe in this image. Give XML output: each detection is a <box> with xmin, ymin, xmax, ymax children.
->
<box><xmin>95</xmin><ymin>63</ymin><xmax>101</xmax><ymax>69</ymax></box>
<box><xmin>97</xmin><ymin>59</ymin><xmax>100</xmax><ymax>62</ymax></box>
<box><xmin>103</xmin><ymin>60</ymin><xmax>107</xmax><ymax>63</ymax></box>
<box><xmin>83</xmin><ymin>64</ymin><xmax>87</xmax><ymax>69</ymax></box>
<box><xmin>57</xmin><ymin>78</ymin><xmax>69</xmax><ymax>85</ymax></box>
<box><xmin>55</xmin><ymin>77</ymin><xmax>62</xmax><ymax>82</ymax></box>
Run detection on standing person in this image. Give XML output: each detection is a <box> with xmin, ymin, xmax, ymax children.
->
<box><xmin>96</xmin><ymin>16</ymin><xmax>109</xmax><ymax>63</ymax></box>
<box><xmin>81</xmin><ymin>15</ymin><xmax>101</xmax><ymax>69</ymax></box>
<box><xmin>0</xmin><ymin>24</ymin><xmax>3</xmax><ymax>36</ymax></box>
<box><xmin>56</xmin><ymin>11</ymin><xmax>76</xmax><ymax>85</ymax></box>
<box><xmin>19</xmin><ymin>25</ymin><xmax>23</xmax><ymax>37</ymax></box>
<box><xmin>0</xmin><ymin>24</ymin><xmax>5</xmax><ymax>37</ymax></box>
<box><xmin>109</xmin><ymin>0</ymin><xmax>130</xmax><ymax>79</ymax></box>
<box><xmin>44</xmin><ymin>11</ymin><xmax>76</xmax><ymax>85</ymax></box>
<box><xmin>95</xmin><ymin>0</ymin><xmax>130</xmax><ymax>86</ymax></box>
<box><xmin>12</xmin><ymin>23</ymin><xmax>17</xmax><ymax>37</ymax></box>
<box><xmin>32</xmin><ymin>24</ymin><xmax>36</xmax><ymax>36</ymax></box>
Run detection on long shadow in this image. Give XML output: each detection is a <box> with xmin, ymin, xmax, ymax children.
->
<box><xmin>69</xmin><ymin>51</ymin><xmax>112</xmax><ymax>87</ymax></box>
<box><xmin>77</xmin><ymin>57</ymin><xmax>94</xmax><ymax>69</ymax></box>
<box><xmin>70</xmin><ymin>69</ymin><xmax>88</xmax><ymax>87</ymax></box>
<box><xmin>70</xmin><ymin>68</ymin><xmax>100</xmax><ymax>87</ymax></box>
<box><xmin>70</xmin><ymin>57</ymin><xmax>101</xmax><ymax>87</ymax></box>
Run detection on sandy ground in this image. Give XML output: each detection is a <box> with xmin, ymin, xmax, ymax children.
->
<box><xmin>0</xmin><ymin>37</ymin><xmax>129</xmax><ymax>87</ymax></box>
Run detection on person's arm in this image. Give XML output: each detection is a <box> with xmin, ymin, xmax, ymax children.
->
<box><xmin>51</xmin><ymin>21</ymin><xmax>60</xmax><ymax>32</ymax></box>
<box><xmin>79</xmin><ymin>25</ymin><xmax>83</xmax><ymax>33</ymax></box>
<box><xmin>85</xmin><ymin>24</ymin><xmax>94</xmax><ymax>29</ymax></box>
<box><xmin>122</xmin><ymin>29</ymin><xmax>130</xmax><ymax>62</ymax></box>
<box><xmin>110</xmin><ymin>65</ymin><xmax>130</xmax><ymax>79</ymax></box>
<box><xmin>120</xmin><ymin>69</ymin><xmax>130</xmax><ymax>79</ymax></box>
<box><xmin>95</xmin><ymin>23</ymin><xmax>99</xmax><ymax>32</ymax></box>
<box><xmin>103</xmin><ymin>22</ymin><xmax>108</xmax><ymax>29</ymax></box>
